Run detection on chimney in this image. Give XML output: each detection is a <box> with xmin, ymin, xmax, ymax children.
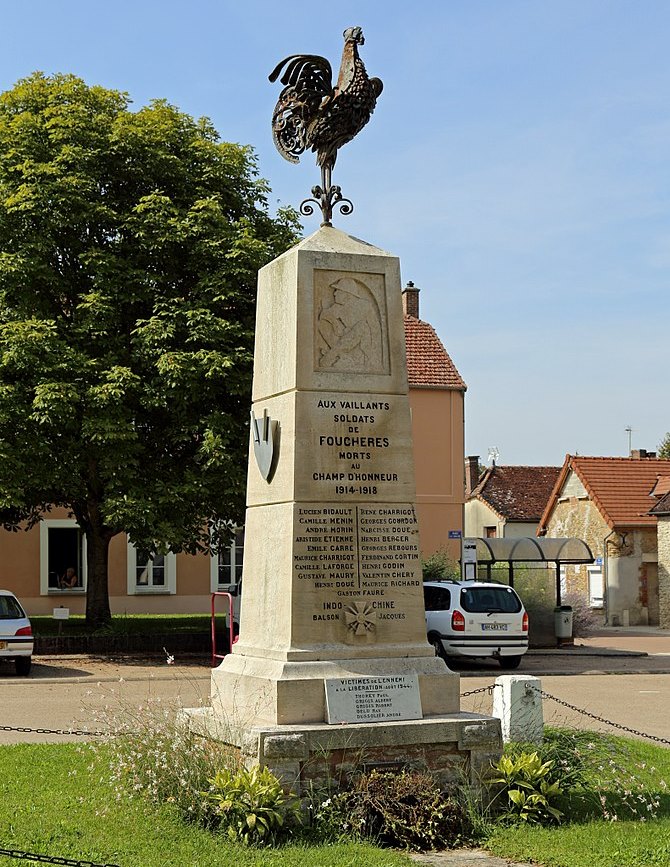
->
<box><xmin>402</xmin><ymin>280</ymin><xmax>420</xmax><ymax>318</ymax></box>
<box><xmin>465</xmin><ymin>455</ymin><xmax>480</xmax><ymax>495</ymax></box>
<box><xmin>631</xmin><ymin>449</ymin><xmax>656</xmax><ymax>459</ymax></box>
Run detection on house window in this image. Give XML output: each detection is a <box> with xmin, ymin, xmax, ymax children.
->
<box><xmin>210</xmin><ymin>527</ymin><xmax>244</xmax><ymax>591</ymax></box>
<box><xmin>587</xmin><ymin>565</ymin><xmax>604</xmax><ymax>608</ymax></box>
<box><xmin>127</xmin><ymin>542</ymin><xmax>176</xmax><ymax>594</ymax></box>
<box><xmin>39</xmin><ymin>519</ymin><xmax>87</xmax><ymax>594</ymax></box>
<box><xmin>484</xmin><ymin>526</ymin><xmax>497</xmax><ymax>538</ymax></box>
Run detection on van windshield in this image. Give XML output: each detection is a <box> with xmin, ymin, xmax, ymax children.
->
<box><xmin>460</xmin><ymin>586</ymin><xmax>521</xmax><ymax>614</ymax></box>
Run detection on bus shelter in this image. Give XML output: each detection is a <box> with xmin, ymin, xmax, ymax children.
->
<box><xmin>467</xmin><ymin>537</ymin><xmax>594</xmax><ymax>607</ymax></box>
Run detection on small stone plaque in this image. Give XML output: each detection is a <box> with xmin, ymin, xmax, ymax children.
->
<box><xmin>325</xmin><ymin>674</ymin><xmax>422</xmax><ymax>725</ymax></box>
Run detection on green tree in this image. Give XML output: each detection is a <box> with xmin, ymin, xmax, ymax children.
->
<box><xmin>658</xmin><ymin>432</ymin><xmax>670</xmax><ymax>459</ymax></box>
<box><xmin>0</xmin><ymin>72</ymin><xmax>299</xmax><ymax>626</ymax></box>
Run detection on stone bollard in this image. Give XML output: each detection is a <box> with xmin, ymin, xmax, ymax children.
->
<box><xmin>492</xmin><ymin>675</ymin><xmax>544</xmax><ymax>744</ymax></box>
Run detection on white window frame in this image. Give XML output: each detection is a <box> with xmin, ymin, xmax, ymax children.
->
<box><xmin>126</xmin><ymin>541</ymin><xmax>176</xmax><ymax>595</ymax></box>
<box><xmin>587</xmin><ymin>564</ymin><xmax>604</xmax><ymax>609</ymax></box>
<box><xmin>39</xmin><ymin>519</ymin><xmax>87</xmax><ymax>596</ymax></box>
<box><xmin>210</xmin><ymin>526</ymin><xmax>245</xmax><ymax>592</ymax></box>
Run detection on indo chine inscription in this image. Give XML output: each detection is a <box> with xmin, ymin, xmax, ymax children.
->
<box><xmin>314</xmin><ymin>270</ymin><xmax>390</xmax><ymax>374</ymax></box>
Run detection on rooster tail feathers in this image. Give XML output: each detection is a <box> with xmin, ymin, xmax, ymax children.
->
<box><xmin>268</xmin><ymin>54</ymin><xmax>333</xmax><ymax>93</ymax></box>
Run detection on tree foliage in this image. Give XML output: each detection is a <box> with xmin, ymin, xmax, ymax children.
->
<box><xmin>0</xmin><ymin>72</ymin><xmax>300</xmax><ymax>624</ymax></box>
<box><xmin>658</xmin><ymin>432</ymin><xmax>670</xmax><ymax>460</ymax></box>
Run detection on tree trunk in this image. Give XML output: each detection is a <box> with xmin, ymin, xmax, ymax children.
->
<box><xmin>84</xmin><ymin>522</ymin><xmax>114</xmax><ymax>628</ymax></box>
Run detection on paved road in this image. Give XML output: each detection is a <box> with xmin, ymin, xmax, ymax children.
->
<box><xmin>1</xmin><ymin>656</ymin><xmax>211</xmax><ymax>744</ymax></box>
<box><xmin>3</xmin><ymin>628</ymin><xmax>670</xmax><ymax>745</ymax></box>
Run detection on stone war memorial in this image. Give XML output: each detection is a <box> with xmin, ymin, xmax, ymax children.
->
<box><xmin>183</xmin><ymin>26</ymin><xmax>501</xmax><ymax>792</ymax></box>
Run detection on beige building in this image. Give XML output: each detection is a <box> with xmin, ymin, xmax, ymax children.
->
<box><xmin>465</xmin><ymin>461</ymin><xmax>560</xmax><ymax>539</ymax></box>
<box><xmin>649</xmin><ymin>478</ymin><xmax>670</xmax><ymax>628</ymax></box>
<box><xmin>539</xmin><ymin>450</ymin><xmax>670</xmax><ymax>626</ymax></box>
<box><xmin>403</xmin><ymin>281</ymin><xmax>467</xmax><ymax>562</ymax></box>
<box><xmin>0</xmin><ymin>281</ymin><xmax>466</xmax><ymax>616</ymax></box>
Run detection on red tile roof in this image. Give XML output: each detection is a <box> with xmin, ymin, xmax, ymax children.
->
<box><xmin>650</xmin><ymin>475</ymin><xmax>670</xmax><ymax>497</ymax></box>
<box><xmin>540</xmin><ymin>455</ymin><xmax>670</xmax><ymax>529</ymax></box>
<box><xmin>470</xmin><ymin>465</ymin><xmax>561</xmax><ymax>521</ymax></box>
<box><xmin>404</xmin><ymin>315</ymin><xmax>466</xmax><ymax>390</ymax></box>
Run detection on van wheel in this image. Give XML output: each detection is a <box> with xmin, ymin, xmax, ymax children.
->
<box><xmin>428</xmin><ymin>634</ymin><xmax>447</xmax><ymax>662</ymax></box>
<box><xmin>15</xmin><ymin>656</ymin><xmax>32</xmax><ymax>677</ymax></box>
<box><xmin>499</xmin><ymin>656</ymin><xmax>521</xmax><ymax>670</ymax></box>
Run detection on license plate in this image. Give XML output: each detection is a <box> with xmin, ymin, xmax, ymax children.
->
<box><xmin>481</xmin><ymin>622</ymin><xmax>508</xmax><ymax>632</ymax></box>
<box><xmin>0</xmin><ymin>641</ymin><xmax>6</xmax><ymax>650</ymax></box>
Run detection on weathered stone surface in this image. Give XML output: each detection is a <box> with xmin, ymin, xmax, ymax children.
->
<box><xmin>459</xmin><ymin>721</ymin><xmax>502</xmax><ymax>748</ymax></box>
<box><xmin>181</xmin><ymin>711</ymin><xmax>501</xmax><ymax>795</ymax></box>
<box><xmin>492</xmin><ymin>675</ymin><xmax>543</xmax><ymax>745</ymax></box>
<box><xmin>263</xmin><ymin>733</ymin><xmax>309</xmax><ymax>759</ymax></box>
<box><xmin>658</xmin><ymin>517</ymin><xmax>670</xmax><ymax>629</ymax></box>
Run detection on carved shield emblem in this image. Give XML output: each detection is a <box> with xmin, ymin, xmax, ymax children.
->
<box><xmin>251</xmin><ymin>408</ymin><xmax>279</xmax><ymax>482</ymax></box>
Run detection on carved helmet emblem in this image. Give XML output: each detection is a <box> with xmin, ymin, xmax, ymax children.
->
<box><xmin>251</xmin><ymin>408</ymin><xmax>279</xmax><ymax>482</ymax></box>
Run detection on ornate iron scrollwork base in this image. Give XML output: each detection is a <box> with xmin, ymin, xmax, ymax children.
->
<box><xmin>299</xmin><ymin>164</ymin><xmax>353</xmax><ymax>227</ymax></box>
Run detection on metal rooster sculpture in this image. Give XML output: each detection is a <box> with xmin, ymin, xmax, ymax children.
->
<box><xmin>269</xmin><ymin>26</ymin><xmax>383</xmax><ymax>226</ymax></box>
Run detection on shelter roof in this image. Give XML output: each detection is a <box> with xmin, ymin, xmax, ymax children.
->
<box><xmin>469</xmin><ymin>536</ymin><xmax>593</xmax><ymax>564</ymax></box>
<box><xmin>469</xmin><ymin>465</ymin><xmax>561</xmax><ymax>521</ymax></box>
<box><xmin>540</xmin><ymin>455</ymin><xmax>670</xmax><ymax>530</ymax></box>
<box><xmin>404</xmin><ymin>315</ymin><xmax>466</xmax><ymax>391</ymax></box>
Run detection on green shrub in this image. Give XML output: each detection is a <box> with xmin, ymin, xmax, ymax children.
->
<box><xmin>422</xmin><ymin>550</ymin><xmax>460</xmax><ymax>581</ymax></box>
<box><xmin>561</xmin><ymin>591</ymin><xmax>600</xmax><ymax>637</ymax></box>
<box><xmin>204</xmin><ymin>765</ymin><xmax>301</xmax><ymax>846</ymax></box>
<box><xmin>492</xmin><ymin>752</ymin><xmax>564</xmax><ymax>825</ymax></box>
<box><xmin>313</xmin><ymin>768</ymin><xmax>470</xmax><ymax>851</ymax></box>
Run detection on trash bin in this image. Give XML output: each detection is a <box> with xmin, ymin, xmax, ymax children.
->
<box><xmin>554</xmin><ymin>605</ymin><xmax>573</xmax><ymax>640</ymax></box>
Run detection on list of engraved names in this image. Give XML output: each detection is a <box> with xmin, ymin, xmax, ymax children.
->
<box><xmin>294</xmin><ymin>504</ymin><xmax>421</xmax><ymax>622</ymax></box>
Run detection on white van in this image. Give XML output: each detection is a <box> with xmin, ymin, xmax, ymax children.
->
<box><xmin>424</xmin><ymin>580</ymin><xmax>529</xmax><ymax>669</ymax></box>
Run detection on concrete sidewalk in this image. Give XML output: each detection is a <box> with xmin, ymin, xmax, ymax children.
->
<box><xmin>577</xmin><ymin>625</ymin><xmax>670</xmax><ymax>655</ymax></box>
<box><xmin>411</xmin><ymin>852</ymin><xmax>534</xmax><ymax>867</ymax></box>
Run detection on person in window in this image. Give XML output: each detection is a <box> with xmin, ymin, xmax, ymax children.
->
<box><xmin>59</xmin><ymin>567</ymin><xmax>78</xmax><ymax>589</ymax></box>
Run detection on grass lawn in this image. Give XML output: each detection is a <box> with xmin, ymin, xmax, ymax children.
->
<box><xmin>0</xmin><ymin>743</ymin><xmax>411</xmax><ymax>867</ymax></box>
<box><xmin>4</xmin><ymin>734</ymin><xmax>669</xmax><ymax>867</ymax></box>
<box><xmin>485</xmin><ymin>736</ymin><xmax>670</xmax><ymax>867</ymax></box>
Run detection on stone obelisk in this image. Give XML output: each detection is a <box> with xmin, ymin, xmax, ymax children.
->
<box><xmin>210</xmin><ymin>226</ymin><xmax>460</xmax><ymax>727</ymax></box>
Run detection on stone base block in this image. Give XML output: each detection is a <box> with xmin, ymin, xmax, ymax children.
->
<box><xmin>181</xmin><ymin>707</ymin><xmax>502</xmax><ymax>795</ymax></box>
<box><xmin>211</xmin><ymin>653</ymin><xmax>459</xmax><ymax>727</ymax></box>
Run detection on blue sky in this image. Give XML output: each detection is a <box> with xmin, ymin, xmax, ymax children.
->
<box><xmin>1</xmin><ymin>1</ymin><xmax>668</xmax><ymax>466</ymax></box>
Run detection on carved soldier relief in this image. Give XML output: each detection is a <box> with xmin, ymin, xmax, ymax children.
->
<box><xmin>314</xmin><ymin>269</ymin><xmax>390</xmax><ymax>374</ymax></box>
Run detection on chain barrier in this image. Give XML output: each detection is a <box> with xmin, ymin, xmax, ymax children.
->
<box><xmin>0</xmin><ymin>847</ymin><xmax>120</xmax><ymax>866</ymax></box>
<box><xmin>460</xmin><ymin>684</ymin><xmax>498</xmax><ymax>698</ymax></box>
<box><xmin>459</xmin><ymin>680</ymin><xmax>670</xmax><ymax>746</ymax></box>
<box><xmin>0</xmin><ymin>724</ymin><xmax>107</xmax><ymax>738</ymax></box>
<box><xmin>537</xmin><ymin>687</ymin><xmax>670</xmax><ymax>746</ymax></box>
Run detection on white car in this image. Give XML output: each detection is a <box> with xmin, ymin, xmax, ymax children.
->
<box><xmin>424</xmin><ymin>579</ymin><xmax>528</xmax><ymax>669</ymax></box>
<box><xmin>0</xmin><ymin>590</ymin><xmax>33</xmax><ymax>676</ymax></box>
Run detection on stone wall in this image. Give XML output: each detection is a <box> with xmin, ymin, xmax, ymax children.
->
<box><xmin>544</xmin><ymin>498</ymin><xmax>659</xmax><ymax>625</ymax></box>
<box><xmin>658</xmin><ymin>517</ymin><xmax>670</xmax><ymax>628</ymax></box>
<box><xmin>544</xmin><ymin>498</ymin><xmax>608</xmax><ymax>598</ymax></box>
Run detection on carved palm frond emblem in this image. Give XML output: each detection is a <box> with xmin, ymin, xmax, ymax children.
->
<box><xmin>344</xmin><ymin>601</ymin><xmax>376</xmax><ymax>636</ymax></box>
